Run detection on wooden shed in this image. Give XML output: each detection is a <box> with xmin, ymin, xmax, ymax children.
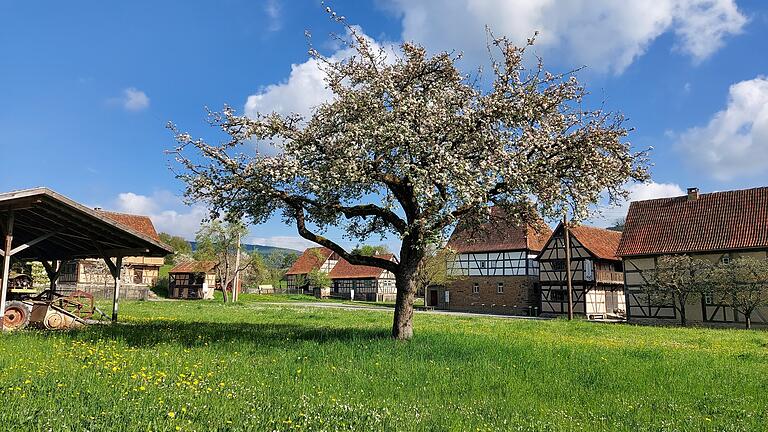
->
<box><xmin>168</xmin><ymin>261</ymin><xmax>217</xmax><ymax>300</ymax></box>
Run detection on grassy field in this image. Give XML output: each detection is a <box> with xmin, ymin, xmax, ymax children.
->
<box><xmin>1</xmin><ymin>298</ymin><xmax>767</xmax><ymax>431</ymax></box>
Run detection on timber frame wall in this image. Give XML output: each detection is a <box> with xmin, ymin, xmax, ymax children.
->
<box><xmin>538</xmin><ymin>228</ymin><xmax>625</xmax><ymax>317</ymax></box>
<box><xmin>622</xmin><ymin>249</ymin><xmax>768</xmax><ymax>326</ymax></box>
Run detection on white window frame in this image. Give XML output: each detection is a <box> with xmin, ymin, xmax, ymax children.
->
<box><xmin>497</xmin><ymin>282</ymin><xmax>504</xmax><ymax>294</ymax></box>
<box><xmin>472</xmin><ymin>283</ymin><xmax>479</xmax><ymax>294</ymax></box>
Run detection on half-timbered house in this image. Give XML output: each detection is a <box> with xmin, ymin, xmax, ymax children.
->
<box><xmin>328</xmin><ymin>254</ymin><xmax>397</xmax><ymax>301</ymax></box>
<box><xmin>168</xmin><ymin>261</ymin><xmax>218</xmax><ymax>300</ymax></box>
<box><xmin>618</xmin><ymin>187</ymin><xmax>768</xmax><ymax>327</ymax></box>
<box><xmin>59</xmin><ymin>210</ymin><xmax>165</xmax><ymax>292</ymax></box>
<box><xmin>284</xmin><ymin>247</ymin><xmax>339</xmax><ymax>293</ymax></box>
<box><xmin>431</xmin><ymin>209</ymin><xmax>552</xmax><ymax>315</ymax></box>
<box><xmin>538</xmin><ymin>223</ymin><xmax>625</xmax><ymax>319</ymax></box>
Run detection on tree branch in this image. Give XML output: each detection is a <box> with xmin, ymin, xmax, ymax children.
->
<box><xmin>291</xmin><ymin>202</ymin><xmax>399</xmax><ymax>273</ymax></box>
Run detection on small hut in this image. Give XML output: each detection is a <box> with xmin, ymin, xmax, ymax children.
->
<box><xmin>168</xmin><ymin>261</ymin><xmax>217</xmax><ymax>300</ymax></box>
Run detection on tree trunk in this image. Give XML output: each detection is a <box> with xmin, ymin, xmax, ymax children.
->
<box><xmin>679</xmin><ymin>304</ymin><xmax>687</xmax><ymax>327</ymax></box>
<box><xmin>222</xmin><ymin>277</ymin><xmax>230</xmax><ymax>303</ymax></box>
<box><xmin>745</xmin><ymin>313</ymin><xmax>752</xmax><ymax>330</ymax></box>
<box><xmin>392</xmin><ymin>276</ymin><xmax>417</xmax><ymax>340</ymax></box>
<box><xmin>392</xmin><ymin>246</ymin><xmax>424</xmax><ymax>340</ymax></box>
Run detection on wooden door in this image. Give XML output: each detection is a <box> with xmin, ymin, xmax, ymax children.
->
<box><xmin>429</xmin><ymin>289</ymin><xmax>439</xmax><ymax>307</ymax></box>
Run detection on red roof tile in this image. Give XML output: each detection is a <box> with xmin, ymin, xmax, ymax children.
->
<box><xmin>328</xmin><ymin>254</ymin><xmax>395</xmax><ymax>279</ymax></box>
<box><xmin>285</xmin><ymin>247</ymin><xmax>334</xmax><ymax>275</ymax></box>
<box><xmin>169</xmin><ymin>260</ymin><xmax>218</xmax><ymax>274</ymax></box>
<box><xmin>98</xmin><ymin>210</ymin><xmax>160</xmax><ymax>242</ymax></box>
<box><xmin>569</xmin><ymin>225</ymin><xmax>622</xmax><ymax>261</ymax></box>
<box><xmin>617</xmin><ymin>187</ymin><xmax>768</xmax><ymax>256</ymax></box>
<box><xmin>447</xmin><ymin>208</ymin><xmax>552</xmax><ymax>253</ymax></box>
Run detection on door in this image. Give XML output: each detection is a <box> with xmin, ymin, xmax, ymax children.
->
<box><xmin>429</xmin><ymin>289</ymin><xmax>439</xmax><ymax>307</ymax></box>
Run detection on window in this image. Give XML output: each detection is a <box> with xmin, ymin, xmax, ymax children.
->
<box><xmin>704</xmin><ymin>292</ymin><xmax>714</xmax><ymax>305</ymax></box>
<box><xmin>551</xmin><ymin>290</ymin><xmax>566</xmax><ymax>302</ymax></box>
<box><xmin>497</xmin><ymin>282</ymin><xmax>504</xmax><ymax>294</ymax></box>
<box><xmin>552</xmin><ymin>260</ymin><xmax>566</xmax><ymax>271</ymax></box>
<box><xmin>133</xmin><ymin>268</ymin><xmax>144</xmax><ymax>285</ymax></box>
<box><xmin>472</xmin><ymin>283</ymin><xmax>480</xmax><ymax>294</ymax></box>
<box><xmin>721</xmin><ymin>256</ymin><xmax>731</xmax><ymax>265</ymax></box>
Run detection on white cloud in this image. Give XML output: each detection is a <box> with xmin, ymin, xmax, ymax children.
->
<box><xmin>121</xmin><ymin>87</ymin><xmax>150</xmax><ymax>111</ymax></box>
<box><xmin>677</xmin><ymin>76</ymin><xmax>768</xmax><ymax>180</ymax></box>
<box><xmin>249</xmin><ymin>236</ymin><xmax>316</xmax><ymax>251</ymax></box>
<box><xmin>244</xmin><ymin>27</ymin><xmax>396</xmax><ymax>122</ymax></box>
<box><xmin>588</xmin><ymin>182</ymin><xmax>685</xmax><ymax>227</ymax></box>
<box><xmin>390</xmin><ymin>0</ymin><xmax>746</xmax><ymax>74</ymax></box>
<box><xmin>265</xmin><ymin>0</ymin><xmax>282</xmax><ymax>32</ymax></box>
<box><xmin>114</xmin><ymin>191</ymin><xmax>207</xmax><ymax>240</ymax></box>
<box><xmin>244</xmin><ymin>56</ymin><xmax>335</xmax><ymax>120</ymax></box>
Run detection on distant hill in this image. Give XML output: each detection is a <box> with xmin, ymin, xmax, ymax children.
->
<box><xmin>188</xmin><ymin>241</ymin><xmax>300</xmax><ymax>256</ymax></box>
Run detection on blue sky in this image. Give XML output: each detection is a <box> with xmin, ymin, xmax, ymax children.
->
<box><xmin>1</xmin><ymin>1</ymin><xmax>767</xmax><ymax>252</ymax></box>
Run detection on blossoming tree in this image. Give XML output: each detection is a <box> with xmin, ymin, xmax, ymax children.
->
<box><xmin>170</xmin><ymin>19</ymin><xmax>648</xmax><ymax>339</ymax></box>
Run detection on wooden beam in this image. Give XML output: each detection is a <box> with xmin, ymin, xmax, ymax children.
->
<box><xmin>8</xmin><ymin>229</ymin><xmax>60</xmax><ymax>257</ymax></box>
<box><xmin>102</xmin><ymin>248</ymin><xmax>151</xmax><ymax>257</ymax></box>
<box><xmin>0</xmin><ymin>211</ymin><xmax>15</xmax><ymax>331</ymax></box>
<box><xmin>111</xmin><ymin>256</ymin><xmax>122</xmax><ymax>322</ymax></box>
<box><xmin>0</xmin><ymin>198</ymin><xmax>42</xmax><ymax>212</ymax></box>
<box><xmin>564</xmin><ymin>216</ymin><xmax>574</xmax><ymax>321</ymax></box>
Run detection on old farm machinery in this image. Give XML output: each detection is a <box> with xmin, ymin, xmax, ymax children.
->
<box><xmin>3</xmin><ymin>279</ymin><xmax>108</xmax><ymax>331</ymax></box>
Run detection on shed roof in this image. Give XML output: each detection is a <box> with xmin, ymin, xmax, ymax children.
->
<box><xmin>447</xmin><ymin>208</ymin><xmax>552</xmax><ymax>253</ymax></box>
<box><xmin>328</xmin><ymin>254</ymin><xmax>395</xmax><ymax>279</ymax></box>
<box><xmin>285</xmin><ymin>247</ymin><xmax>334</xmax><ymax>275</ymax></box>
<box><xmin>617</xmin><ymin>186</ymin><xmax>768</xmax><ymax>256</ymax></box>
<box><xmin>169</xmin><ymin>260</ymin><xmax>218</xmax><ymax>274</ymax></box>
<box><xmin>0</xmin><ymin>187</ymin><xmax>172</xmax><ymax>260</ymax></box>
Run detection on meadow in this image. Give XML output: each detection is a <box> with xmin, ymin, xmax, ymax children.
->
<box><xmin>0</xmin><ymin>297</ymin><xmax>767</xmax><ymax>431</ymax></box>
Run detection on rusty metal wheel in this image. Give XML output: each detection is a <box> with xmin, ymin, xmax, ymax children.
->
<box><xmin>56</xmin><ymin>290</ymin><xmax>95</xmax><ymax>320</ymax></box>
<box><xmin>45</xmin><ymin>312</ymin><xmax>64</xmax><ymax>329</ymax></box>
<box><xmin>3</xmin><ymin>301</ymin><xmax>31</xmax><ymax>330</ymax></box>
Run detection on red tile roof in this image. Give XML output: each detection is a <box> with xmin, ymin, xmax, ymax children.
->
<box><xmin>169</xmin><ymin>260</ymin><xmax>218</xmax><ymax>274</ymax></box>
<box><xmin>98</xmin><ymin>210</ymin><xmax>160</xmax><ymax>242</ymax></box>
<box><xmin>447</xmin><ymin>208</ymin><xmax>552</xmax><ymax>253</ymax></box>
<box><xmin>328</xmin><ymin>254</ymin><xmax>395</xmax><ymax>279</ymax></box>
<box><xmin>569</xmin><ymin>225</ymin><xmax>622</xmax><ymax>261</ymax></box>
<box><xmin>285</xmin><ymin>247</ymin><xmax>334</xmax><ymax>275</ymax></box>
<box><xmin>617</xmin><ymin>187</ymin><xmax>768</xmax><ymax>257</ymax></box>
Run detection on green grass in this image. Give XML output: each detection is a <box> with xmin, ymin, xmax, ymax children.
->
<box><xmin>1</xmin><ymin>299</ymin><xmax>767</xmax><ymax>431</ymax></box>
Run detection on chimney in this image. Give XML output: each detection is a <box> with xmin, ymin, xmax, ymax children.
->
<box><xmin>687</xmin><ymin>187</ymin><xmax>699</xmax><ymax>201</ymax></box>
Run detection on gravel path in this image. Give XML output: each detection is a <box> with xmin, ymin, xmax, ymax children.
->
<box><xmin>253</xmin><ymin>301</ymin><xmax>550</xmax><ymax>320</ymax></box>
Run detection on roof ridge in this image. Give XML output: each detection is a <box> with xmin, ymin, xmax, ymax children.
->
<box><xmin>632</xmin><ymin>185</ymin><xmax>768</xmax><ymax>205</ymax></box>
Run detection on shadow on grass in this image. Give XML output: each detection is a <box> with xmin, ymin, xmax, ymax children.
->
<box><xmin>56</xmin><ymin>320</ymin><xmax>392</xmax><ymax>349</ymax></box>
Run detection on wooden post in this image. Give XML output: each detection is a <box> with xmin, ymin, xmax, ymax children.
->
<box><xmin>233</xmin><ymin>231</ymin><xmax>241</xmax><ymax>302</ymax></box>
<box><xmin>111</xmin><ymin>256</ymin><xmax>123</xmax><ymax>322</ymax></box>
<box><xmin>563</xmin><ymin>215</ymin><xmax>574</xmax><ymax>321</ymax></box>
<box><xmin>0</xmin><ymin>212</ymin><xmax>15</xmax><ymax>331</ymax></box>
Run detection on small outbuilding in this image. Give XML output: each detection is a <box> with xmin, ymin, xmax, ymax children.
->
<box><xmin>168</xmin><ymin>261</ymin><xmax>218</xmax><ymax>300</ymax></box>
<box><xmin>328</xmin><ymin>254</ymin><xmax>398</xmax><ymax>301</ymax></box>
<box><xmin>0</xmin><ymin>187</ymin><xmax>172</xmax><ymax>328</ymax></box>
